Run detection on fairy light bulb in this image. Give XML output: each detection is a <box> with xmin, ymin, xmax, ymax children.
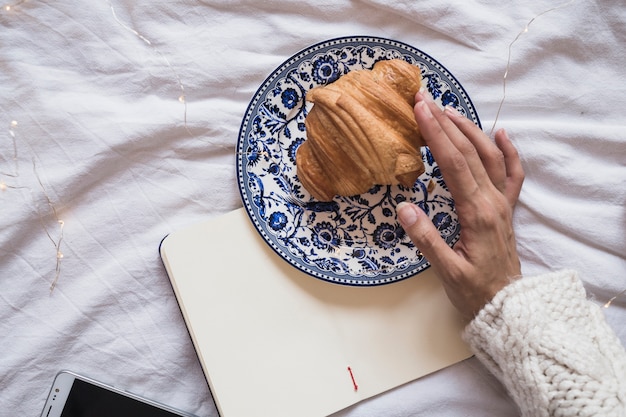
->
<box><xmin>604</xmin><ymin>288</ymin><xmax>626</xmax><ymax>309</ymax></box>
<box><xmin>2</xmin><ymin>0</ymin><xmax>26</xmax><ymax>12</ymax></box>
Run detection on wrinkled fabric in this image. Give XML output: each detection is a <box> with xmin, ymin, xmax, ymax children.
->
<box><xmin>1</xmin><ymin>1</ymin><xmax>624</xmax><ymax>416</ymax></box>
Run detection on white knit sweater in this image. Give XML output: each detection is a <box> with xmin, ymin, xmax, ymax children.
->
<box><xmin>463</xmin><ymin>270</ymin><xmax>626</xmax><ymax>417</ymax></box>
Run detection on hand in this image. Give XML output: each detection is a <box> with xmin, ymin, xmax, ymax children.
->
<box><xmin>397</xmin><ymin>91</ymin><xmax>525</xmax><ymax>318</ymax></box>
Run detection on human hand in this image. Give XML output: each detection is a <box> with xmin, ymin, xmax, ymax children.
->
<box><xmin>397</xmin><ymin>91</ymin><xmax>525</xmax><ymax>318</ymax></box>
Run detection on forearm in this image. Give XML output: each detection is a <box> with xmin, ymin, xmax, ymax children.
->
<box><xmin>464</xmin><ymin>270</ymin><xmax>626</xmax><ymax>417</ymax></box>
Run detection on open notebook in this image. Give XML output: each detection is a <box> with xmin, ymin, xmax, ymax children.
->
<box><xmin>160</xmin><ymin>208</ymin><xmax>472</xmax><ymax>417</ymax></box>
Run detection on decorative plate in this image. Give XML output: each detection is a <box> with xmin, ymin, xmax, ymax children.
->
<box><xmin>236</xmin><ymin>36</ymin><xmax>480</xmax><ymax>286</ymax></box>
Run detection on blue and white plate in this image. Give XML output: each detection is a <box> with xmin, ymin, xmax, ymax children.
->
<box><xmin>236</xmin><ymin>36</ymin><xmax>480</xmax><ymax>286</ymax></box>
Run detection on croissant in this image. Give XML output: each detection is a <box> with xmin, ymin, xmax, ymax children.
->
<box><xmin>296</xmin><ymin>59</ymin><xmax>426</xmax><ymax>202</ymax></box>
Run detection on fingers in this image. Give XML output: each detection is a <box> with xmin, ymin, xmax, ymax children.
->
<box><xmin>396</xmin><ymin>201</ymin><xmax>460</xmax><ymax>272</ymax></box>
<box><xmin>413</xmin><ymin>94</ymin><xmax>482</xmax><ymax>207</ymax></box>
<box><xmin>444</xmin><ymin>106</ymin><xmax>507</xmax><ymax>193</ymax></box>
<box><xmin>494</xmin><ymin>129</ymin><xmax>525</xmax><ymax>207</ymax></box>
<box><xmin>414</xmin><ymin>91</ymin><xmax>524</xmax><ymax>207</ymax></box>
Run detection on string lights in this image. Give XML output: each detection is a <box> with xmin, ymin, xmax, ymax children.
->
<box><xmin>489</xmin><ymin>0</ymin><xmax>577</xmax><ymax>136</ymax></box>
<box><xmin>108</xmin><ymin>1</ymin><xmax>250</xmax><ymax>156</ymax></box>
<box><xmin>108</xmin><ymin>2</ymin><xmax>191</xmax><ymax>136</ymax></box>
<box><xmin>32</xmin><ymin>158</ymin><xmax>65</xmax><ymax>292</ymax></box>
<box><xmin>2</xmin><ymin>120</ymin><xmax>65</xmax><ymax>292</ymax></box>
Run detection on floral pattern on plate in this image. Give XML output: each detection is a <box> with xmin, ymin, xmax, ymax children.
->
<box><xmin>236</xmin><ymin>36</ymin><xmax>480</xmax><ymax>286</ymax></box>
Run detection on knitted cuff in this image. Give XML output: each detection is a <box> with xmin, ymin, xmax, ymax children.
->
<box><xmin>463</xmin><ymin>270</ymin><xmax>626</xmax><ymax>417</ymax></box>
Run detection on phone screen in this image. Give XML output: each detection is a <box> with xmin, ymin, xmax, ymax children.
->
<box><xmin>41</xmin><ymin>371</ymin><xmax>195</xmax><ymax>417</ymax></box>
<box><xmin>57</xmin><ymin>378</ymin><xmax>189</xmax><ymax>417</ymax></box>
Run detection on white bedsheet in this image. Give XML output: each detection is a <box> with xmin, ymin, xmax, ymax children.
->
<box><xmin>1</xmin><ymin>1</ymin><xmax>624</xmax><ymax>416</ymax></box>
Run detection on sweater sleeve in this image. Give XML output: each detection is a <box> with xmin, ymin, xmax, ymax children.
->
<box><xmin>463</xmin><ymin>270</ymin><xmax>626</xmax><ymax>417</ymax></box>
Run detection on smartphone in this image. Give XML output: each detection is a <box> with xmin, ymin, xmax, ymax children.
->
<box><xmin>40</xmin><ymin>370</ymin><xmax>197</xmax><ymax>417</ymax></box>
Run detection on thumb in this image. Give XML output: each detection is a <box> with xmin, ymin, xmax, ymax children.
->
<box><xmin>396</xmin><ymin>202</ymin><xmax>456</xmax><ymax>270</ymax></box>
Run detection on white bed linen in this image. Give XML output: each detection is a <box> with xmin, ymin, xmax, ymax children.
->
<box><xmin>1</xmin><ymin>1</ymin><xmax>624</xmax><ymax>416</ymax></box>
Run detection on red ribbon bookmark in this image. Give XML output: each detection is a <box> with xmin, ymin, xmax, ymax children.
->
<box><xmin>347</xmin><ymin>366</ymin><xmax>358</xmax><ymax>391</ymax></box>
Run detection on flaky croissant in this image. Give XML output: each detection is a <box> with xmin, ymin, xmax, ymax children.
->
<box><xmin>296</xmin><ymin>59</ymin><xmax>426</xmax><ymax>202</ymax></box>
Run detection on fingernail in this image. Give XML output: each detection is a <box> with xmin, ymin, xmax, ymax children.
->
<box><xmin>414</xmin><ymin>88</ymin><xmax>425</xmax><ymax>103</ymax></box>
<box><xmin>444</xmin><ymin>105</ymin><xmax>461</xmax><ymax>118</ymax></box>
<box><xmin>415</xmin><ymin>87</ymin><xmax>432</xmax><ymax>103</ymax></box>
<box><xmin>416</xmin><ymin>100</ymin><xmax>432</xmax><ymax>117</ymax></box>
<box><xmin>397</xmin><ymin>202</ymin><xmax>419</xmax><ymax>227</ymax></box>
